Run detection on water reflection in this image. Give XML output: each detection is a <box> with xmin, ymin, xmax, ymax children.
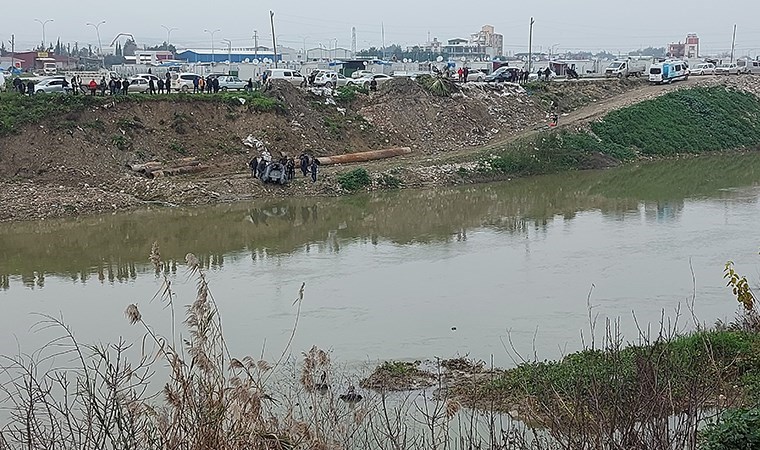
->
<box><xmin>1</xmin><ymin>153</ymin><xmax>760</xmax><ymax>290</ymax></box>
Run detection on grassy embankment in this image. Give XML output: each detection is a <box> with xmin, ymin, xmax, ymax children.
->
<box><xmin>480</xmin><ymin>86</ymin><xmax>760</xmax><ymax>176</ymax></box>
<box><xmin>0</xmin><ymin>90</ymin><xmax>283</xmax><ymax>137</ymax></box>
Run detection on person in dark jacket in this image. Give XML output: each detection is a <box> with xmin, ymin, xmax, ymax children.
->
<box><xmin>257</xmin><ymin>158</ymin><xmax>268</xmax><ymax>180</ymax></box>
<box><xmin>299</xmin><ymin>153</ymin><xmax>310</xmax><ymax>177</ymax></box>
<box><xmin>122</xmin><ymin>78</ymin><xmax>130</xmax><ymax>95</ymax></box>
<box><xmin>310</xmin><ymin>159</ymin><xmax>319</xmax><ymax>182</ymax></box>
<box><xmin>149</xmin><ymin>78</ymin><xmax>156</xmax><ymax>94</ymax></box>
<box><xmin>157</xmin><ymin>78</ymin><xmax>164</xmax><ymax>94</ymax></box>
<box><xmin>26</xmin><ymin>80</ymin><xmax>35</xmax><ymax>95</ymax></box>
<box><xmin>99</xmin><ymin>77</ymin><xmax>107</xmax><ymax>96</ymax></box>
<box><xmin>165</xmin><ymin>72</ymin><xmax>172</xmax><ymax>93</ymax></box>
<box><xmin>248</xmin><ymin>157</ymin><xmax>259</xmax><ymax>177</ymax></box>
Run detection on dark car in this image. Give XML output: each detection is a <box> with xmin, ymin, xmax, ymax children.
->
<box><xmin>484</xmin><ymin>67</ymin><xmax>519</xmax><ymax>83</ymax></box>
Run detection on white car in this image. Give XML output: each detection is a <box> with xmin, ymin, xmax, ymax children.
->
<box><xmin>34</xmin><ymin>77</ymin><xmax>72</xmax><ymax>94</ymax></box>
<box><xmin>693</xmin><ymin>63</ymin><xmax>715</xmax><ymax>75</ymax></box>
<box><xmin>347</xmin><ymin>73</ymin><xmax>392</xmax><ymax>88</ymax></box>
<box><xmin>217</xmin><ymin>75</ymin><xmax>246</xmax><ymax>91</ymax></box>
<box><xmin>172</xmin><ymin>72</ymin><xmax>200</xmax><ymax>92</ymax></box>
<box><xmin>528</xmin><ymin>70</ymin><xmax>556</xmax><ymax>81</ymax></box>
<box><xmin>314</xmin><ymin>72</ymin><xmax>350</xmax><ymax>88</ymax></box>
<box><xmin>135</xmin><ymin>73</ymin><xmax>161</xmax><ymax>82</ymax></box>
<box><xmin>715</xmin><ymin>63</ymin><xmax>740</xmax><ymax>75</ymax></box>
<box><xmin>351</xmin><ymin>70</ymin><xmax>373</xmax><ymax>79</ymax></box>
<box><xmin>127</xmin><ymin>77</ymin><xmax>151</xmax><ymax>93</ymax></box>
<box><xmin>466</xmin><ymin>69</ymin><xmax>488</xmax><ymax>82</ymax></box>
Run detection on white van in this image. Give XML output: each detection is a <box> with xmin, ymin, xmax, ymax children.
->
<box><xmin>649</xmin><ymin>60</ymin><xmax>689</xmax><ymax>84</ymax></box>
<box><xmin>0</xmin><ymin>72</ymin><xmax>6</xmax><ymax>91</ymax></box>
<box><xmin>264</xmin><ymin>68</ymin><xmax>304</xmax><ymax>86</ymax></box>
<box><xmin>739</xmin><ymin>60</ymin><xmax>760</xmax><ymax>75</ymax></box>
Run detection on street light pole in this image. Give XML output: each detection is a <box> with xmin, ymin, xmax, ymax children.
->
<box><xmin>527</xmin><ymin>17</ymin><xmax>534</xmax><ymax>73</ymax></box>
<box><xmin>86</xmin><ymin>21</ymin><xmax>105</xmax><ymax>55</ymax></box>
<box><xmin>161</xmin><ymin>25</ymin><xmax>177</xmax><ymax>50</ymax></box>
<box><xmin>332</xmin><ymin>38</ymin><xmax>338</xmax><ymax>60</ymax></box>
<box><xmin>35</xmin><ymin>18</ymin><xmax>53</xmax><ymax>50</ymax></box>
<box><xmin>204</xmin><ymin>28</ymin><xmax>220</xmax><ymax>65</ymax></box>
<box><xmin>301</xmin><ymin>35</ymin><xmax>309</xmax><ymax>61</ymax></box>
<box><xmin>222</xmin><ymin>39</ymin><xmax>232</xmax><ymax>73</ymax></box>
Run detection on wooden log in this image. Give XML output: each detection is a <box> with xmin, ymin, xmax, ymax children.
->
<box><xmin>127</xmin><ymin>161</ymin><xmax>163</xmax><ymax>172</ymax></box>
<box><xmin>149</xmin><ymin>165</ymin><xmax>209</xmax><ymax>178</ymax></box>
<box><xmin>315</xmin><ymin>147</ymin><xmax>412</xmax><ymax>165</ymax></box>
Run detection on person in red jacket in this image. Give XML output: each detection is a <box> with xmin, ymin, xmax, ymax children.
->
<box><xmin>88</xmin><ymin>79</ymin><xmax>97</xmax><ymax>96</ymax></box>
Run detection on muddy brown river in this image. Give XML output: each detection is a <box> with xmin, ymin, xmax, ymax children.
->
<box><xmin>2</xmin><ymin>153</ymin><xmax>760</xmax><ymax>367</ymax></box>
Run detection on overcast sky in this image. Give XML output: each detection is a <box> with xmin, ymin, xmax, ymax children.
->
<box><xmin>3</xmin><ymin>0</ymin><xmax>760</xmax><ymax>56</ymax></box>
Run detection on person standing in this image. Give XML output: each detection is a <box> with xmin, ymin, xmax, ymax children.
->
<box><xmin>149</xmin><ymin>78</ymin><xmax>156</xmax><ymax>94</ymax></box>
<box><xmin>299</xmin><ymin>153</ymin><xmax>309</xmax><ymax>177</ymax></box>
<box><xmin>88</xmin><ymin>79</ymin><xmax>98</xmax><ymax>96</ymax></box>
<box><xmin>198</xmin><ymin>76</ymin><xmax>205</xmax><ymax>93</ymax></box>
<box><xmin>99</xmin><ymin>77</ymin><xmax>107</xmax><ymax>96</ymax></box>
<box><xmin>192</xmin><ymin>76</ymin><xmax>199</xmax><ymax>93</ymax></box>
<box><xmin>246</xmin><ymin>78</ymin><xmax>253</xmax><ymax>93</ymax></box>
<box><xmin>122</xmin><ymin>78</ymin><xmax>130</xmax><ymax>95</ymax></box>
<box><xmin>26</xmin><ymin>80</ymin><xmax>35</xmax><ymax>95</ymax></box>
<box><xmin>70</xmin><ymin>76</ymin><xmax>78</xmax><ymax>95</ymax></box>
<box><xmin>457</xmin><ymin>67</ymin><xmax>463</xmax><ymax>82</ymax></box>
<box><xmin>165</xmin><ymin>72</ymin><xmax>172</xmax><ymax>93</ymax></box>
<box><xmin>157</xmin><ymin>78</ymin><xmax>164</xmax><ymax>94</ymax></box>
<box><xmin>310</xmin><ymin>158</ymin><xmax>319</xmax><ymax>182</ymax></box>
<box><xmin>212</xmin><ymin>76</ymin><xmax>220</xmax><ymax>93</ymax></box>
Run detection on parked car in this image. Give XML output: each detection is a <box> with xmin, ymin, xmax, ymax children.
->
<box><xmin>216</xmin><ymin>75</ymin><xmax>246</xmax><ymax>91</ymax></box>
<box><xmin>347</xmin><ymin>73</ymin><xmax>392</xmax><ymax>88</ymax></box>
<box><xmin>466</xmin><ymin>69</ymin><xmax>488</xmax><ymax>82</ymax></box>
<box><xmin>484</xmin><ymin>67</ymin><xmax>519</xmax><ymax>82</ymax></box>
<box><xmin>34</xmin><ymin>77</ymin><xmax>71</xmax><ymax>94</ymax></box>
<box><xmin>715</xmin><ymin>63</ymin><xmax>740</xmax><ymax>75</ymax></box>
<box><xmin>351</xmin><ymin>70</ymin><xmax>373</xmax><ymax>79</ymax></box>
<box><xmin>172</xmin><ymin>72</ymin><xmax>200</xmax><ymax>92</ymax></box>
<box><xmin>264</xmin><ymin>68</ymin><xmax>304</xmax><ymax>86</ymax></box>
<box><xmin>314</xmin><ymin>71</ymin><xmax>350</xmax><ymax>88</ymax></box>
<box><xmin>135</xmin><ymin>73</ymin><xmax>160</xmax><ymax>82</ymax></box>
<box><xmin>529</xmin><ymin>69</ymin><xmax>557</xmax><ymax>81</ymax></box>
<box><xmin>693</xmin><ymin>63</ymin><xmax>716</xmax><ymax>75</ymax></box>
<box><xmin>0</xmin><ymin>72</ymin><xmax>5</xmax><ymax>91</ymax></box>
<box><xmin>127</xmin><ymin>77</ymin><xmax>151</xmax><ymax>93</ymax></box>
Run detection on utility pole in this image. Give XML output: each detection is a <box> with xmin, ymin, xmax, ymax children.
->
<box><xmin>253</xmin><ymin>30</ymin><xmax>258</xmax><ymax>59</ymax></box>
<box><xmin>528</xmin><ymin>17</ymin><xmax>535</xmax><ymax>73</ymax></box>
<box><xmin>730</xmin><ymin>24</ymin><xmax>737</xmax><ymax>63</ymax></box>
<box><xmin>381</xmin><ymin>22</ymin><xmax>385</xmax><ymax>60</ymax></box>
<box><xmin>270</xmin><ymin>11</ymin><xmax>278</xmax><ymax>68</ymax></box>
<box><xmin>10</xmin><ymin>35</ymin><xmax>15</xmax><ymax>73</ymax></box>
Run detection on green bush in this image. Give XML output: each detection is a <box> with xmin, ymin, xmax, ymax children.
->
<box><xmin>335</xmin><ymin>85</ymin><xmax>367</xmax><ymax>103</ymax></box>
<box><xmin>337</xmin><ymin>168</ymin><xmax>371</xmax><ymax>191</ymax></box>
<box><xmin>700</xmin><ymin>407</ymin><xmax>760</xmax><ymax>450</ymax></box>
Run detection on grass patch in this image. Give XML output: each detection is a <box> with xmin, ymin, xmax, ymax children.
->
<box><xmin>485</xmin><ymin>86</ymin><xmax>760</xmax><ymax>177</ymax></box>
<box><xmin>169</xmin><ymin>141</ymin><xmax>188</xmax><ymax>155</ymax></box>
<box><xmin>110</xmin><ymin>134</ymin><xmax>131</xmax><ymax>151</ymax></box>
<box><xmin>0</xmin><ymin>90</ymin><xmax>285</xmax><ymax>137</ymax></box>
<box><xmin>337</xmin><ymin>168</ymin><xmax>371</xmax><ymax>192</ymax></box>
<box><xmin>335</xmin><ymin>85</ymin><xmax>367</xmax><ymax>103</ymax></box>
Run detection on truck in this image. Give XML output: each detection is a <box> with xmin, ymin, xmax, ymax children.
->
<box><xmin>604</xmin><ymin>58</ymin><xmax>648</xmax><ymax>78</ymax></box>
<box><xmin>43</xmin><ymin>62</ymin><xmax>58</xmax><ymax>75</ymax></box>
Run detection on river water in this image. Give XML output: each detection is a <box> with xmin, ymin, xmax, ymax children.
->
<box><xmin>2</xmin><ymin>154</ymin><xmax>760</xmax><ymax>368</ymax></box>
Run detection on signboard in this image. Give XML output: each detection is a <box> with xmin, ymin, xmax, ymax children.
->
<box><xmin>36</xmin><ymin>52</ymin><xmax>49</xmax><ymax>58</ymax></box>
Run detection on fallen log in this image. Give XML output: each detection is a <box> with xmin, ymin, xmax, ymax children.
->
<box><xmin>127</xmin><ymin>161</ymin><xmax>163</xmax><ymax>172</ymax></box>
<box><xmin>315</xmin><ymin>147</ymin><xmax>412</xmax><ymax>165</ymax></box>
<box><xmin>148</xmin><ymin>165</ymin><xmax>209</xmax><ymax>178</ymax></box>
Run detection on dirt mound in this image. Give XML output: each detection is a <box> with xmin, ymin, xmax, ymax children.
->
<box><xmin>376</xmin><ymin>77</ymin><xmax>429</xmax><ymax>97</ymax></box>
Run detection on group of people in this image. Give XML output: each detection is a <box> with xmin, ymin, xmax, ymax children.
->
<box><xmin>10</xmin><ymin>77</ymin><xmax>36</xmax><ymax>95</ymax></box>
<box><xmin>248</xmin><ymin>151</ymin><xmax>320</xmax><ymax>183</ymax></box>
